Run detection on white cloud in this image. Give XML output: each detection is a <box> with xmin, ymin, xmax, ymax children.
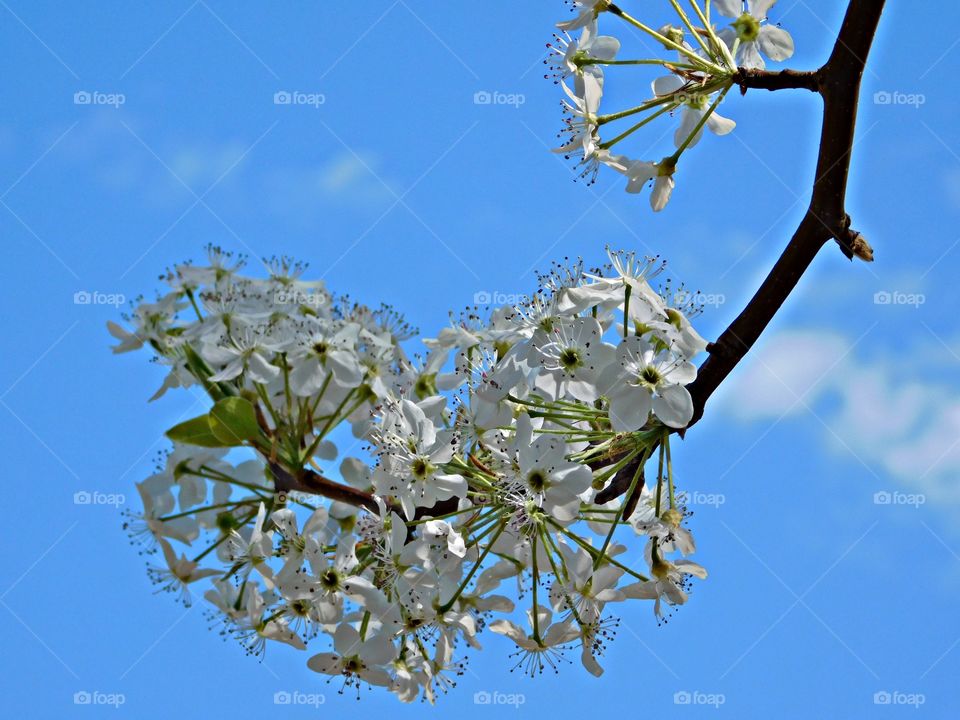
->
<box><xmin>263</xmin><ymin>152</ymin><xmax>392</xmax><ymax>218</ymax></box>
<box><xmin>726</xmin><ymin>330</ymin><xmax>851</xmax><ymax>420</ymax></box>
<box><xmin>724</xmin><ymin>329</ymin><xmax>960</xmax><ymax>504</ymax></box>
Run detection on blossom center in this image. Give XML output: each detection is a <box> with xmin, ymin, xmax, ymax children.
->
<box><xmin>320</xmin><ymin>568</ymin><xmax>341</xmax><ymax>591</ymax></box>
<box><xmin>527</xmin><ymin>469</ymin><xmax>549</xmax><ymax>493</ymax></box>
<box><xmin>733</xmin><ymin>13</ymin><xmax>761</xmax><ymax>42</ymax></box>
<box><xmin>411</xmin><ymin>457</ymin><xmax>434</xmax><ymax>481</ymax></box>
<box><xmin>559</xmin><ymin>347</ymin><xmax>584</xmax><ymax>372</ymax></box>
<box><xmin>638</xmin><ymin>365</ymin><xmax>663</xmax><ymax>389</ymax></box>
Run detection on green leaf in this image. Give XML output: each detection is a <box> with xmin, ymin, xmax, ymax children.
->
<box><xmin>166</xmin><ymin>415</ymin><xmax>230</xmax><ymax>447</ymax></box>
<box><xmin>209</xmin><ymin>397</ymin><xmax>261</xmax><ymax>446</ymax></box>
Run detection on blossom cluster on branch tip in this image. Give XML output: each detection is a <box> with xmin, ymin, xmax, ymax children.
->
<box><xmin>114</xmin><ymin>245</ymin><xmax>712</xmax><ymax>702</ymax></box>
<box><xmin>551</xmin><ymin>0</ymin><xmax>794</xmax><ymax>210</ymax></box>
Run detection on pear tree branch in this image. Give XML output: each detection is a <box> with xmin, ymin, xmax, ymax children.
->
<box><xmin>686</xmin><ymin>0</ymin><xmax>886</xmax><ymax>427</ymax></box>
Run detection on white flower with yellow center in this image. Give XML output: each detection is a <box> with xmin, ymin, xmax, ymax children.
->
<box><xmin>598</xmin><ymin>335</ymin><xmax>696</xmax><ymax>430</ymax></box>
<box><xmin>715</xmin><ymin>0</ymin><xmax>795</xmax><ymax>69</ymax></box>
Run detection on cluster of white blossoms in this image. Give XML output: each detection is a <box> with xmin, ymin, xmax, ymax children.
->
<box><xmin>550</xmin><ymin>0</ymin><xmax>794</xmax><ymax>209</ymax></box>
<box><xmin>116</xmin><ymin>246</ymin><xmax>711</xmax><ymax>702</ymax></box>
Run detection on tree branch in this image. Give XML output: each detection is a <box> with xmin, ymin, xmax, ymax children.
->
<box><xmin>269</xmin><ymin>462</ymin><xmax>380</xmax><ymax>513</ymax></box>
<box><xmin>686</xmin><ymin>0</ymin><xmax>885</xmax><ymax>428</ymax></box>
<box><xmin>734</xmin><ymin>67</ymin><xmax>820</xmax><ymax>93</ymax></box>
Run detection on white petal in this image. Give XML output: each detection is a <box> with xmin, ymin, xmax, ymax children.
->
<box><xmin>306</xmin><ymin>652</ymin><xmax>342</xmax><ymax>675</ymax></box>
<box><xmin>706</xmin><ymin>111</ymin><xmax>736</xmax><ymax>136</ymax></box>
<box><xmin>207</xmin><ymin>356</ymin><xmax>244</xmax><ymax>382</ymax></box>
<box><xmin>620</xmin><ymin>580</ymin><xmax>659</xmax><ymax>599</ymax></box>
<box><xmin>713</xmin><ymin>0</ymin><xmax>743</xmax><ymax>18</ymax></box>
<box><xmin>359</xmin><ymin>634</ymin><xmax>396</xmax><ymax>666</ymax></box>
<box><xmin>581</xmin><ymin>646</ymin><xmax>605</xmax><ymax>677</ymax></box>
<box><xmin>589</xmin><ymin>36</ymin><xmax>620</xmax><ymax>62</ymax></box>
<box><xmin>674</xmin><ymin>107</ymin><xmax>704</xmax><ymax>149</ymax></box>
<box><xmin>737</xmin><ymin>41</ymin><xmax>765</xmax><ymax>70</ymax></box>
<box><xmin>652</xmin><ymin>74</ymin><xmax>684</xmax><ymax>97</ymax></box>
<box><xmin>758</xmin><ymin>25</ymin><xmax>794</xmax><ymax>61</ymax></box>
<box><xmin>650</xmin><ymin>175</ymin><xmax>675</xmax><ymax>212</ymax></box>
<box><xmin>247</xmin><ymin>352</ymin><xmax>280</xmax><ymax>383</ymax></box>
<box><xmin>748</xmin><ymin>0</ymin><xmax>777</xmax><ymax>19</ymax></box>
<box><xmin>488</xmin><ymin>619</ymin><xmax>527</xmax><ymax>644</ymax></box>
<box><xmin>675</xmin><ymin>559</ymin><xmax>709</xmax><ymax>578</ymax></box>
<box><xmin>652</xmin><ymin>384</ymin><xmax>694</xmax><ymax>428</ymax></box>
<box><xmin>609</xmin><ymin>390</ymin><xmax>652</xmax><ymax>432</ymax></box>
<box><xmin>289</xmin><ymin>359</ymin><xmax>326</xmax><ymax>396</ymax></box>
<box><xmin>333</xmin><ymin>623</ymin><xmax>361</xmax><ymax>657</ymax></box>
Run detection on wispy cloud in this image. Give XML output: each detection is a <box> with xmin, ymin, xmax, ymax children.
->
<box><xmin>722</xmin><ymin>329</ymin><xmax>960</xmax><ymax>505</ymax></box>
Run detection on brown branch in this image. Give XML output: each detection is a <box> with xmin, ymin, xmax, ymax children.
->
<box><xmin>269</xmin><ymin>462</ymin><xmax>380</xmax><ymax>513</ymax></box>
<box><xmin>685</xmin><ymin>0</ymin><xmax>885</xmax><ymax>428</ymax></box>
<box><xmin>735</xmin><ymin>67</ymin><xmax>820</xmax><ymax>93</ymax></box>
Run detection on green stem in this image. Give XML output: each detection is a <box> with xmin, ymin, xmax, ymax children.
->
<box><xmin>665</xmin><ymin>432</ymin><xmax>676</xmax><ymax>509</ymax></box>
<box><xmin>600</xmin><ymin>102</ymin><xmax>677</xmax><ymax>149</ymax></box>
<box><xmin>614</xmin><ymin>9</ymin><xmax>727</xmax><ymax>73</ymax></box>
<box><xmin>593</xmin><ymin>447</ymin><xmax>649</xmax><ymax>569</ymax></box>
<box><xmin>158</xmin><ymin>500</ymin><xmax>253</xmax><ymax>521</ymax></box>
<box><xmin>668</xmin><ymin>0</ymin><xmax>718</xmax><ymax>61</ymax></box>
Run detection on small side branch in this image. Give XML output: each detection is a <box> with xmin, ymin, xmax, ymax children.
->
<box><xmin>735</xmin><ymin>67</ymin><xmax>820</xmax><ymax>93</ymax></box>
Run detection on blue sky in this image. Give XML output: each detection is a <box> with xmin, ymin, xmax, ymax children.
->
<box><xmin>2</xmin><ymin>0</ymin><xmax>959</xmax><ymax>717</ymax></box>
